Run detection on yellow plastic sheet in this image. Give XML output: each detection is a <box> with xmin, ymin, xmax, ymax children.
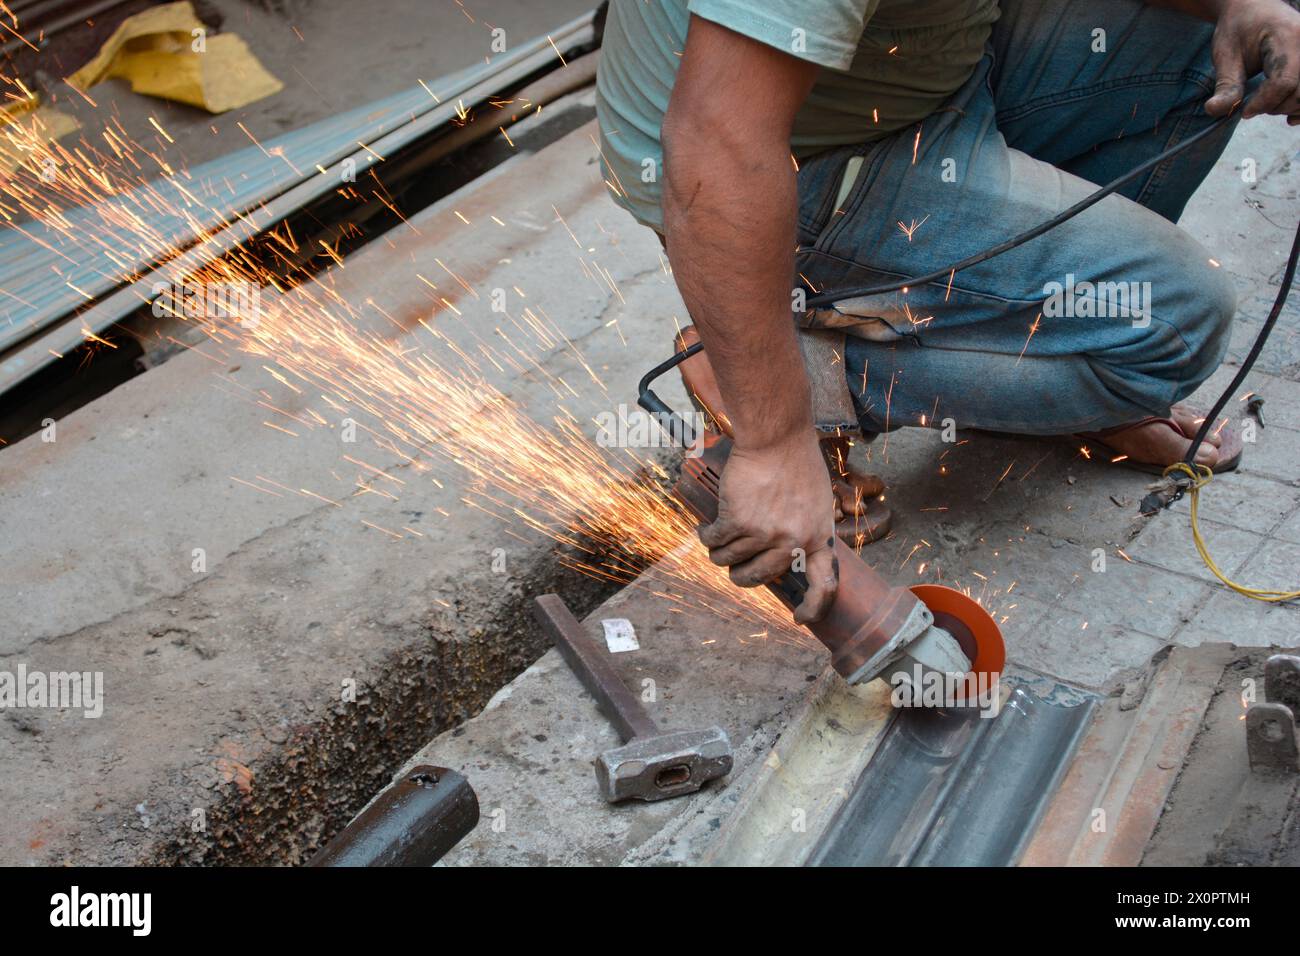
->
<box><xmin>0</xmin><ymin>95</ymin><xmax>80</xmax><ymax>177</ymax></box>
<box><xmin>66</xmin><ymin>1</ymin><xmax>282</xmax><ymax>114</ymax></box>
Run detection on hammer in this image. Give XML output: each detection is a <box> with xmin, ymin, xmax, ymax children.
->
<box><xmin>531</xmin><ymin>594</ymin><xmax>733</xmax><ymax>803</ymax></box>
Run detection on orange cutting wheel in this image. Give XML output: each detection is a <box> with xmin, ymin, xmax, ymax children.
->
<box><xmin>910</xmin><ymin>584</ymin><xmax>1005</xmax><ymax>701</ymax></box>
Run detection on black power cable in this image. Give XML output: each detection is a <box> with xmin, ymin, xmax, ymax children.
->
<box><xmin>1179</xmin><ymin>214</ymin><xmax>1300</xmax><ymax>470</ymax></box>
<box><xmin>803</xmin><ymin>113</ymin><xmax>1239</xmax><ymax>307</ymax></box>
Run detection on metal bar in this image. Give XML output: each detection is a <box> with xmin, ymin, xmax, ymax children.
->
<box><xmin>532</xmin><ymin>594</ymin><xmax>658</xmax><ymax>743</ymax></box>
<box><xmin>0</xmin><ymin>0</ymin><xmax>132</xmax><ymax>57</ymax></box>
<box><xmin>808</xmin><ymin>682</ymin><xmax>1097</xmax><ymax>866</ymax></box>
<box><xmin>0</xmin><ymin>9</ymin><xmax>599</xmax><ymax>391</ymax></box>
<box><xmin>306</xmin><ymin>765</ymin><xmax>478</xmax><ymax>867</ymax></box>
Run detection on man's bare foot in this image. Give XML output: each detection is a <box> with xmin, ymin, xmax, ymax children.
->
<box><xmin>1079</xmin><ymin>404</ymin><xmax>1240</xmax><ymax>472</ymax></box>
<box><xmin>832</xmin><ymin>470</ymin><xmax>884</xmax><ymax>518</ymax></box>
<box><xmin>822</xmin><ymin>439</ymin><xmax>891</xmax><ymax>544</ymax></box>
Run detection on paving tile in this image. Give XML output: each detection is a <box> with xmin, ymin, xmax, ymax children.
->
<box><xmin>1126</xmin><ymin>512</ymin><xmax>1262</xmax><ymax>583</ymax></box>
<box><xmin>1173</xmin><ymin>589</ymin><xmax>1300</xmax><ymax>649</ymax></box>
<box><xmin>1054</xmin><ymin>558</ymin><xmax>1214</xmax><ymax>642</ymax></box>
<box><xmin>1236</xmin><ymin>423</ymin><xmax>1300</xmax><ymax>483</ymax></box>
<box><xmin>992</xmin><ymin>592</ymin><xmax>1162</xmax><ymax>689</ymax></box>
<box><xmin>964</xmin><ymin>525</ymin><xmax>1093</xmax><ymax>607</ymax></box>
<box><xmin>1176</xmin><ymin>365</ymin><xmax>1299</xmax><ymax>481</ymax></box>
<box><xmin>1237</xmin><ymin>537</ymin><xmax>1300</xmax><ymax>595</ymax></box>
<box><xmin>1168</xmin><ymin>470</ymin><xmax>1300</xmax><ymax>534</ymax></box>
<box><xmin>1273</xmin><ymin>506</ymin><xmax>1300</xmax><ymax>545</ymax></box>
<box><xmin>1023</xmin><ymin>618</ymin><xmax>1164</xmax><ymax>690</ymax></box>
<box><xmin>987</xmin><ymin>587</ymin><xmax>1049</xmax><ymax>630</ymax></box>
<box><xmin>1226</xmin><ymin>312</ymin><xmax>1300</xmax><ymax>377</ymax></box>
<box><xmin>1183</xmin><ymin>362</ymin><xmax>1254</xmax><ymax>419</ymax></box>
<box><xmin>1170</xmin><ymin>538</ymin><xmax>1300</xmax><ymax>647</ymax></box>
<box><xmin>993</xmin><ymin>592</ymin><xmax>1052</xmax><ymax>664</ymax></box>
<box><xmin>1229</xmin><ymin>370</ymin><xmax>1300</xmax><ymax>433</ymax></box>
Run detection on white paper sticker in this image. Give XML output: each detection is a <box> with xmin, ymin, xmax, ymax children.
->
<box><xmin>601</xmin><ymin>618</ymin><xmax>639</xmax><ymax>653</ymax></box>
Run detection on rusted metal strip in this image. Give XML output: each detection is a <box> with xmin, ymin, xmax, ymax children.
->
<box><xmin>1022</xmin><ymin>644</ymin><xmax>1237</xmax><ymax>867</ymax></box>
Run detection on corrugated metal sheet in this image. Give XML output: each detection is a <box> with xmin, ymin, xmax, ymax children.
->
<box><xmin>809</xmin><ymin>681</ymin><xmax>1097</xmax><ymax>866</ymax></box>
<box><xmin>0</xmin><ymin>10</ymin><xmax>598</xmax><ymax>392</ymax></box>
<box><xmin>0</xmin><ymin>92</ymin><xmax>430</xmax><ymax>349</ymax></box>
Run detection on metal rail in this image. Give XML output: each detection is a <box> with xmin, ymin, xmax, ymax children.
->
<box><xmin>0</xmin><ymin>8</ymin><xmax>602</xmax><ymax>394</ymax></box>
<box><xmin>809</xmin><ymin>682</ymin><xmax>1097</xmax><ymax>866</ymax></box>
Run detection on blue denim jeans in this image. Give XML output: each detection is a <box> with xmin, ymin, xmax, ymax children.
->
<box><xmin>796</xmin><ymin>0</ymin><xmax>1242</xmax><ymax>435</ymax></box>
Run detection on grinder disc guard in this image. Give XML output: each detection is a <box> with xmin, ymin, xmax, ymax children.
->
<box><xmin>909</xmin><ymin>584</ymin><xmax>1005</xmax><ymax>699</ymax></box>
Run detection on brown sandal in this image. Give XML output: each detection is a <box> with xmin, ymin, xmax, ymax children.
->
<box><xmin>1076</xmin><ymin>408</ymin><xmax>1243</xmax><ymax>475</ymax></box>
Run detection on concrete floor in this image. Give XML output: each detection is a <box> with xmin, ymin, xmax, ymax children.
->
<box><xmin>1</xmin><ymin>0</ymin><xmax>1297</xmax><ymax>865</ymax></box>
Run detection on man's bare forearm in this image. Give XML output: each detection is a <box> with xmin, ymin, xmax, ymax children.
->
<box><xmin>653</xmin><ymin>17</ymin><xmax>839</xmax><ymax>620</ymax></box>
<box><xmin>661</xmin><ymin>126</ymin><xmax>811</xmax><ymax>451</ymax></box>
<box><xmin>659</xmin><ymin>18</ymin><xmax>819</xmax><ymax>452</ymax></box>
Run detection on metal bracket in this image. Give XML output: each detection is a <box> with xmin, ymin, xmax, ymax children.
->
<box><xmin>1245</xmin><ymin>655</ymin><xmax>1300</xmax><ymax>773</ymax></box>
<box><xmin>795</xmin><ymin>327</ymin><xmax>861</xmax><ymax>437</ymax></box>
<box><xmin>1266</xmin><ymin>653</ymin><xmax>1300</xmax><ymax>713</ymax></box>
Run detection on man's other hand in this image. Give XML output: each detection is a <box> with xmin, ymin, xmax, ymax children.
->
<box><xmin>1205</xmin><ymin>0</ymin><xmax>1300</xmax><ymax>121</ymax></box>
<box><xmin>698</xmin><ymin>429</ymin><xmax>839</xmax><ymax>625</ymax></box>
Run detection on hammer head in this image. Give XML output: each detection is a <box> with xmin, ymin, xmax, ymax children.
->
<box><xmin>596</xmin><ymin>727</ymin><xmax>733</xmax><ymax>803</ymax></box>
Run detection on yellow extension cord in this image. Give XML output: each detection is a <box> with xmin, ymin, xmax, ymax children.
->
<box><xmin>1163</xmin><ymin>461</ymin><xmax>1300</xmax><ymax>603</ymax></box>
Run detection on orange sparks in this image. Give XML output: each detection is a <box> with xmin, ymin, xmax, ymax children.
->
<box><xmin>1016</xmin><ymin>312</ymin><xmax>1042</xmax><ymax>364</ymax></box>
<box><xmin>546</xmin><ymin>35</ymin><xmax>568</xmax><ymax>66</ymax></box>
<box><xmin>896</xmin><ymin>214</ymin><xmax>929</xmax><ymax>241</ymax></box>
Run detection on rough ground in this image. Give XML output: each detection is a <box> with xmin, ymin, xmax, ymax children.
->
<box><xmin>1</xmin><ymin>1</ymin><xmax>1297</xmax><ymax>864</ymax></box>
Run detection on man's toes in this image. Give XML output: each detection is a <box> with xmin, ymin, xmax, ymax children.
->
<box><xmin>838</xmin><ymin>471</ymin><xmax>885</xmax><ymax>498</ymax></box>
<box><xmin>1195</xmin><ymin>420</ymin><xmax>1223</xmax><ymax>448</ymax></box>
<box><xmin>1171</xmin><ymin>406</ymin><xmax>1220</xmax><ymax>447</ymax></box>
<box><xmin>833</xmin><ymin>481</ymin><xmax>865</xmax><ymax>517</ymax></box>
<box><xmin>1191</xmin><ymin>441</ymin><xmax>1221</xmax><ymax>467</ymax></box>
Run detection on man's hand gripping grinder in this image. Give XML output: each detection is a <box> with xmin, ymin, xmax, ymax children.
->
<box><xmin>638</xmin><ymin>341</ymin><xmax>1005</xmax><ymax>698</ymax></box>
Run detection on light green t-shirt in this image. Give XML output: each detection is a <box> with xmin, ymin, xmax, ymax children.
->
<box><xmin>595</xmin><ymin>0</ymin><xmax>1000</xmax><ymax>231</ymax></box>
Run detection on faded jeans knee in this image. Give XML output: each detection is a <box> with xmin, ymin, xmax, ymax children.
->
<box><xmin>1101</xmin><ymin>258</ymin><xmax>1237</xmax><ymax>416</ymax></box>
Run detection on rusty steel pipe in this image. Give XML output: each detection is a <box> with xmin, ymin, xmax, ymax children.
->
<box><xmin>307</xmin><ymin>765</ymin><xmax>478</xmax><ymax>867</ymax></box>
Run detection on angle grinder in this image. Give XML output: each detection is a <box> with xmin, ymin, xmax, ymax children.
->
<box><xmin>639</xmin><ymin>346</ymin><xmax>1005</xmax><ymax>698</ymax></box>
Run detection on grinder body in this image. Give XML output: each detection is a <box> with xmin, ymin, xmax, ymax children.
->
<box><xmin>676</xmin><ymin>431</ymin><xmax>1002</xmax><ymax>688</ymax></box>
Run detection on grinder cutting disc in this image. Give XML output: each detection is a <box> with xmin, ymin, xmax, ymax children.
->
<box><xmin>909</xmin><ymin>584</ymin><xmax>1005</xmax><ymax>700</ymax></box>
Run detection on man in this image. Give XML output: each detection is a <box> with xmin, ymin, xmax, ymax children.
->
<box><xmin>596</xmin><ymin>0</ymin><xmax>1300</xmax><ymax>622</ymax></box>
